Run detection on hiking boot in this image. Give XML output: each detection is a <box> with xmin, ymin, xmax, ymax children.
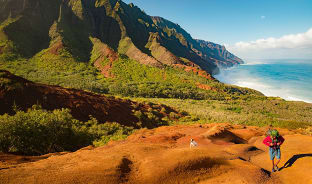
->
<box><xmin>272</xmin><ymin>168</ymin><xmax>275</xmax><ymax>173</ymax></box>
<box><xmin>275</xmin><ymin>166</ymin><xmax>279</xmax><ymax>171</ymax></box>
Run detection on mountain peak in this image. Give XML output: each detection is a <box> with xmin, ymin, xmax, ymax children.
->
<box><xmin>0</xmin><ymin>0</ymin><xmax>243</xmax><ymax>75</ymax></box>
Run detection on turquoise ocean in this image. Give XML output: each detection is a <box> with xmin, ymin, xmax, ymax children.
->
<box><xmin>214</xmin><ymin>59</ymin><xmax>312</xmax><ymax>103</ymax></box>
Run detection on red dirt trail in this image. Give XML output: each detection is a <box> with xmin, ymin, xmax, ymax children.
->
<box><xmin>1</xmin><ymin>123</ymin><xmax>311</xmax><ymax>184</ymax></box>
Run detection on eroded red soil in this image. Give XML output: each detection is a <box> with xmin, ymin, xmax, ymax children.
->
<box><xmin>1</xmin><ymin>123</ymin><xmax>311</xmax><ymax>184</ymax></box>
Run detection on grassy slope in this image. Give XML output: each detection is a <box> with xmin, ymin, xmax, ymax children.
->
<box><xmin>1</xmin><ymin>55</ymin><xmax>311</xmax><ymax>132</ymax></box>
<box><xmin>0</xmin><ymin>55</ymin><xmax>262</xmax><ymax>99</ymax></box>
<box><xmin>131</xmin><ymin>98</ymin><xmax>312</xmax><ymax>130</ymax></box>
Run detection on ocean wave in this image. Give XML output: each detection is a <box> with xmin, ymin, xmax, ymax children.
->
<box><xmin>214</xmin><ymin>64</ymin><xmax>312</xmax><ymax>103</ymax></box>
<box><xmin>286</xmin><ymin>96</ymin><xmax>312</xmax><ymax>103</ymax></box>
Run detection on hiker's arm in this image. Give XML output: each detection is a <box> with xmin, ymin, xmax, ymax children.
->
<box><xmin>263</xmin><ymin>136</ymin><xmax>271</xmax><ymax>146</ymax></box>
<box><xmin>278</xmin><ymin>136</ymin><xmax>285</xmax><ymax>145</ymax></box>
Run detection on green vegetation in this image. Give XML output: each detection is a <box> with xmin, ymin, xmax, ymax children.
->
<box><xmin>85</xmin><ymin>116</ymin><xmax>134</xmax><ymax>147</ymax></box>
<box><xmin>0</xmin><ymin>105</ymin><xmax>133</xmax><ymax>155</ymax></box>
<box><xmin>109</xmin><ymin>57</ymin><xmax>210</xmax><ymax>99</ymax></box>
<box><xmin>2</xmin><ymin>47</ymin><xmax>311</xmax><ymax>132</ymax></box>
<box><xmin>132</xmin><ymin>107</ymin><xmax>170</xmax><ymax>129</ymax></box>
<box><xmin>0</xmin><ymin>58</ymin><xmax>110</xmax><ymax>93</ymax></box>
<box><xmin>0</xmin><ymin>53</ymin><xmax>263</xmax><ymax>101</ymax></box>
<box><xmin>0</xmin><ymin>18</ymin><xmax>20</xmax><ymax>61</ymax></box>
<box><xmin>131</xmin><ymin>98</ymin><xmax>312</xmax><ymax>130</ymax></box>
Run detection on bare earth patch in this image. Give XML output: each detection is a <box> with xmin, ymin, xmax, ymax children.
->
<box><xmin>1</xmin><ymin>123</ymin><xmax>311</xmax><ymax>184</ymax></box>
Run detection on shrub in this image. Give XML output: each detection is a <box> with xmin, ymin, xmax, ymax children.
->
<box><xmin>0</xmin><ymin>106</ymin><xmax>134</xmax><ymax>155</ymax></box>
<box><xmin>0</xmin><ymin>106</ymin><xmax>90</xmax><ymax>155</ymax></box>
<box><xmin>160</xmin><ymin>107</ymin><xmax>167</xmax><ymax>113</ymax></box>
<box><xmin>169</xmin><ymin>112</ymin><xmax>180</xmax><ymax>119</ymax></box>
<box><xmin>86</xmin><ymin>117</ymin><xmax>134</xmax><ymax>147</ymax></box>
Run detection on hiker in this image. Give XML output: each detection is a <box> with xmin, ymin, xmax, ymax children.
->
<box><xmin>190</xmin><ymin>138</ymin><xmax>198</xmax><ymax>148</ymax></box>
<box><xmin>263</xmin><ymin>129</ymin><xmax>285</xmax><ymax>172</ymax></box>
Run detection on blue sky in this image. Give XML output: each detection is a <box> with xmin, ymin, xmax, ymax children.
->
<box><xmin>123</xmin><ymin>0</ymin><xmax>312</xmax><ymax>59</ymax></box>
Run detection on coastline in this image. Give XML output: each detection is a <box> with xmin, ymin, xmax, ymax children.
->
<box><xmin>214</xmin><ymin>62</ymin><xmax>312</xmax><ymax>104</ymax></box>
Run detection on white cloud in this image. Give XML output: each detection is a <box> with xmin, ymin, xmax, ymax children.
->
<box><xmin>261</xmin><ymin>15</ymin><xmax>266</xmax><ymax>20</ymax></box>
<box><xmin>227</xmin><ymin>28</ymin><xmax>312</xmax><ymax>60</ymax></box>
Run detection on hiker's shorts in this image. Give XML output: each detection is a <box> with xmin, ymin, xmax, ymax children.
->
<box><xmin>269</xmin><ymin>147</ymin><xmax>281</xmax><ymax>160</ymax></box>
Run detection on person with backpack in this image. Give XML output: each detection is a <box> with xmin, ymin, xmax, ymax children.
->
<box><xmin>263</xmin><ymin>129</ymin><xmax>285</xmax><ymax>172</ymax></box>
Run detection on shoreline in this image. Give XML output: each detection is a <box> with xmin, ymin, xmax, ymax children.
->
<box><xmin>214</xmin><ymin>63</ymin><xmax>312</xmax><ymax>104</ymax></box>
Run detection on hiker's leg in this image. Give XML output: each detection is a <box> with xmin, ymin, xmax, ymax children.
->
<box><xmin>269</xmin><ymin>148</ymin><xmax>275</xmax><ymax>171</ymax></box>
<box><xmin>276</xmin><ymin>159</ymin><xmax>280</xmax><ymax>166</ymax></box>
<box><xmin>275</xmin><ymin>149</ymin><xmax>281</xmax><ymax>166</ymax></box>
<box><xmin>271</xmin><ymin>159</ymin><xmax>276</xmax><ymax>172</ymax></box>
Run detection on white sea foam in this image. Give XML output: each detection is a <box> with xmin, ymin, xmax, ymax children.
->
<box><xmin>286</xmin><ymin>96</ymin><xmax>312</xmax><ymax>103</ymax></box>
<box><xmin>214</xmin><ymin>67</ymin><xmax>312</xmax><ymax>103</ymax></box>
<box><xmin>242</xmin><ymin>58</ymin><xmax>312</xmax><ymax>65</ymax></box>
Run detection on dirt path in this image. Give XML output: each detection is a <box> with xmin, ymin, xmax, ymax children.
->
<box><xmin>0</xmin><ymin>124</ymin><xmax>311</xmax><ymax>184</ymax></box>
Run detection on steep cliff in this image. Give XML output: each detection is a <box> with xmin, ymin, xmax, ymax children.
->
<box><xmin>0</xmin><ymin>0</ymin><xmax>242</xmax><ymax>75</ymax></box>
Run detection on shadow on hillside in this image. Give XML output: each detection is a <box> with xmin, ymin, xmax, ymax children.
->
<box><xmin>280</xmin><ymin>153</ymin><xmax>312</xmax><ymax>171</ymax></box>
